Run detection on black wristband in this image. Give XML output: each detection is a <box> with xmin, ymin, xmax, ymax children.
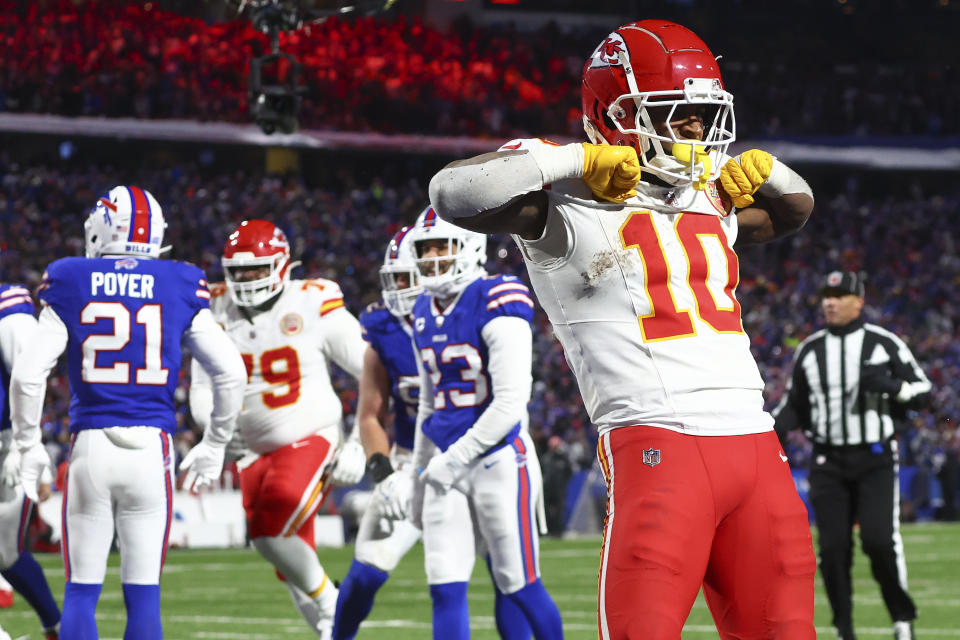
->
<box><xmin>366</xmin><ymin>453</ymin><xmax>394</xmax><ymax>484</ymax></box>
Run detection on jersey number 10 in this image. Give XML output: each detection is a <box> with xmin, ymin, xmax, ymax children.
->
<box><xmin>620</xmin><ymin>211</ymin><xmax>745</xmax><ymax>342</ymax></box>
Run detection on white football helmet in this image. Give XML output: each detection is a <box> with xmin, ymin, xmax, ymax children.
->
<box><xmin>222</xmin><ymin>219</ymin><xmax>292</xmax><ymax>307</ymax></box>
<box><xmin>84</xmin><ymin>186</ymin><xmax>166</xmax><ymax>258</ymax></box>
<box><xmin>407</xmin><ymin>206</ymin><xmax>486</xmax><ymax>298</ymax></box>
<box><xmin>379</xmin><ymin>225</ymin><xmax>422</xmax><ymax>317</ymax></box>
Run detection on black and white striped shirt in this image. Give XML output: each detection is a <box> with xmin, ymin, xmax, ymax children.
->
<box><xmin>773</xmin><ymin>318</ymin><xmax>931</xmax><ymax>446</ymax></box>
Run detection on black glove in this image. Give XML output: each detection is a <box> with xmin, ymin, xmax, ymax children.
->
<box><xmin>860</xmin><ymin>364</ymin><xmax>902</xmax><ymax>396</ymax></box>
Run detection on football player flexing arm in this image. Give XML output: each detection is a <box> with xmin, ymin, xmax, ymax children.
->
<box><xmin>10</xmin><ymin>186</ymin><xmax>247</xmax><ymax>640</ymax></box>
<box><xmin>405</xmin><ymin>210</ymin><xmax>562</xmax><ymax>640</ymax></box>
<box><xmin>189</xmin><ymin>220</ymin><xmax>367</xmax><ymax>639</ymax></box>
<box><xmin>333</xmin><ymin>219</ymin><xmax>533</xmax><ymax>640</ymax></box>
<box><xmin>428</xmin><ymin>20</ymin><xmax>817</xmax><ymax>640</ymax></box>
<box><xmin>0</xmin><ymin>285</ymin><xmax>61</xmax><ymax>639</ymax></box>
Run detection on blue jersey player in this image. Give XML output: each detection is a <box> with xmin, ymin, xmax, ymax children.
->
<box><xmin>0</xmin><ymin>284</ymin><xmax>61</xmax><ymax>639</ymax></box>
<box><xmin>334</xmin><ymin>220</ymin><xmax>534</xmax><ymax>640</ymax></box>
<box><xmin>9</xmin><ymin>186</ymin><xmax>246</xmax><ymax>640</ymax></box>
<box><xmin>332</xmin><ymin>225</ymin><xmax>424</xmax><ymax>639</ymax></box>
<box><xmin>406</xmin><ymin>209</ymin><xmax>563</xmax><ymax>640</ymax></box>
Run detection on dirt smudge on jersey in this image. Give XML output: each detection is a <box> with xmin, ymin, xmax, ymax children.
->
<box><xmin>577</xmin><ymin>249</ymin><xmax>640</xmax><ymax>299</ymax></box>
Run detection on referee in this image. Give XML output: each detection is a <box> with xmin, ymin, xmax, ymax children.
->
<box><xmin>773</xmin><ymin>270</ymin><xmax>931</xmax><ymax>640</ymax></box>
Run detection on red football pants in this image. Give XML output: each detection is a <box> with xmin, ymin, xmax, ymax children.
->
<box><xmin>596</xmin><ymin>427</ymin><xmax>816</xmax><ymax>640</ymax></box>
<box><xmin>239</xmin><ymin>433</ymin><xmax>334</xmax><ymax>546</ymax></box>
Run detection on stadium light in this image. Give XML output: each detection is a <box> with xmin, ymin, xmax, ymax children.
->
<box><xmin>233</xmin><ymin>0</ymin><xmax>399</xmax><ymax>135</ymax></box>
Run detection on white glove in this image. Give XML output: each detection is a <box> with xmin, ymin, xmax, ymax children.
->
<box><xmin>375</xmin><ymin>470</ymin><xmax>415</xmax><ymax>520</ymax></box>
<box><xmin>420</xmin><ymin>452</ymin><xmax>468</xmax><ymax>495</ymax></box>
<box><xmin>180</xmin><ymin>439</ymin><xmax>226</xmax><ymax>492</ymax></box>
<box><xmin>329</xmin><ymin>438</ymin><xmax>366</xmax><ymax>486</ymax></box>
<box><xmin>19</xmin><ymin>443</ymin><xmax>54</xmax><ymax>503</ymax></box>
<box><xmin>1</xmin><ymin>449</ymin><xmax>21</xmax><ymax>489</ymax></box>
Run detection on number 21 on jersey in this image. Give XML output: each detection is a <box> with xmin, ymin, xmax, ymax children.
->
<box><xmin>81</xmin><ymin>302</ymin><xmax>168</xmax><ymax>385</ymax></box>
<box><xmin>620</xmin><ymin>211</ymin><xmax>744</xmax><ymax>342</ymax></box>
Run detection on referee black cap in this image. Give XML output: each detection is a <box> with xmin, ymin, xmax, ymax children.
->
<box><xmin>820</xmin><ymin>270</ymin><xmax>865</xmax><ymax>298</ymax></box>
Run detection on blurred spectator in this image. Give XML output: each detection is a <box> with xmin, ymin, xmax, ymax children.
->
<box><xmin>0</xmin><ymin>0</ymin><xmax>956</xmax><ymax>138</ymax></box>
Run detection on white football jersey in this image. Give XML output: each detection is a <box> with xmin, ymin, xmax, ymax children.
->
<box><xmin>208</xmin><ymin>278</ymin><xmax>365</xmax><ymax>453</ymax></box>
<box><xmin>511</xmin><ymin>139</ymin><xmax>772</xmax><ymax>437</ymax></box>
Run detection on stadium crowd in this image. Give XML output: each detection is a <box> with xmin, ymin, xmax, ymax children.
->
<box><xmin>0</xmin><ymin>150</ymin><xmax>957</xmax><ymax>521</ymax></box>
<box><xmin>0</xmin><ymin>0</ymin><xmax>956</xmax><ymax>139</ymax></box>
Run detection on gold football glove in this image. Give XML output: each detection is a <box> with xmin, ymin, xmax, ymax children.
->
<box><xmin>719</xmin><ymin>149</ymin><xmax>773</xmax><ymax>208</ymax></box>
<box><xmin>581</xmin><ymin>143</ymin><xmax>641</xmax><ymax>203</ymax></box>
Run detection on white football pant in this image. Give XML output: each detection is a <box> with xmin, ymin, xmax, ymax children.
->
<box><xmin>423</xmin><ymin>430</ymin><xmax>543</xmax><ymax>594</ymax></box>
<box><xmin>63</xmin><ymin>428</ymin><xmax>174</xmax><ymax>584</ymax></box>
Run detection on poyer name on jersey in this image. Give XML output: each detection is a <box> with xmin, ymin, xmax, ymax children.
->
<box><xmin>91</xmin><ymin>271</ymin><xmax>156</xmax><ymax>299</ymax></box>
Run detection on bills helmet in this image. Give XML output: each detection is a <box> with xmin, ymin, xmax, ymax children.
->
<box><xmin>84</xmin><ymin>186</ymin><xmax>166</xmax><ymax>259</ymax></box>
<box><xmin>581</xmin><ymin>20</ymin><xmax>736</xmax><ymax>187</ymax></box>
<box><xmin>222</xmin><ymin>219</ymin><xmax>291</xmax><ymax>307</ymax></box>
<box><xmin>407</xmin><ymin>206</ymin><xmax>486</xmax><ymax>299</ymax></box>
<box><xmin>380</xmin><ymin>225</ymin><xmax>422</xmax><ymax>317</ymax></box>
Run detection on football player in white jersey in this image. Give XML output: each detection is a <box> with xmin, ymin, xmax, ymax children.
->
<box><xmin>428</xmin><ymin>19</ymin><xmax>818</xmax><ymax>640</ymax></box>
<box><xmin>190</xmin><ymin>219</ymin><xmax>367</xmax><ymax>639</ymax></box>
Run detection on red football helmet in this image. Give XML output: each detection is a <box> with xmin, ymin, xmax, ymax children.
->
<box><xmin>222</xmin><ymin>219</ymin><xmax>291</xmax><ymax>307</ymax></box>
<box><xmin>581</xmin><ymin>20</ymin><xmax>736</xmax><ymax>187</ymax></box>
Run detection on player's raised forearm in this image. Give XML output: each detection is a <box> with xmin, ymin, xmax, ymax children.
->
<box><xmin>430</xmin><ymin>151</ymin><xmax>545</xmax><ymax>219</ymax></box>
<box><xmin>734</xmin><ymin>159</ymin><xmax>814</xmax><ymax>245</ymax></box>
<box><xmin>430</xmin><ymin>143</ymin><xmax>585</xmax><ymax>238</ymax></box>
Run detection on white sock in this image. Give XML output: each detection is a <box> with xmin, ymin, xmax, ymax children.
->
<box><xmin>285</xmin><ymin>582</ymin><xmax>325</xmax><ymax>635</ymax></box>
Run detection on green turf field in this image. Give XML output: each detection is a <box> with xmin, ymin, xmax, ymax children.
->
<box><xmin>4</xmin><ymin>523</ymin><xmax>959</xmax><ymax>639</ymax></box>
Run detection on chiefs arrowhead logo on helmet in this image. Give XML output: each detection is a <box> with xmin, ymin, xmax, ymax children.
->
<box><xmin>590</xmin><ymin>33</ymin><xmax>627</xmax><ymax>68</ymax></box>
